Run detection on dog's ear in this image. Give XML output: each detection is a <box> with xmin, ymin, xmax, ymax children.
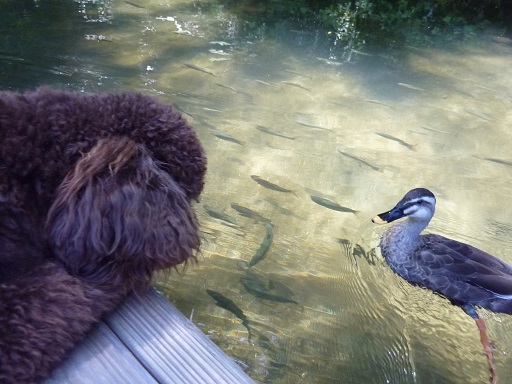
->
<box><xmin>46</xmin><ymin>138</ymin><xmax>200</xmax><ymax>293</ymax></box>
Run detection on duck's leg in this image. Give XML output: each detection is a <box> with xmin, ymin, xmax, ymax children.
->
<box><xmin>462</xmin><ymin>304</ymin><xmax>497</xmax><ymax>384</ymax></box>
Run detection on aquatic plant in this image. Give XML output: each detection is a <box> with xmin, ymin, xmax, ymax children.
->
<box><xmin>220</xmin><ymin>0</ymin><xmax>510</xmax><ymax>48</ymax></box>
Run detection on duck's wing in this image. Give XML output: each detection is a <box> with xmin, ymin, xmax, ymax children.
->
<box><xmin>428</xmin><ymin>235</ymin><xmax>512</xmax><ymax>274</ymax></box>
<box><xmin>420</xmin><ymin>234</ymin><xmax>512</xmax><ymax>297</ymax></box>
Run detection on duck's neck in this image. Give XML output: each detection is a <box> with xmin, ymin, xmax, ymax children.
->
<box><xmin>380</xmin><ymin>218</ymin><xmax>429</xmax><ymax>262</ymax></box>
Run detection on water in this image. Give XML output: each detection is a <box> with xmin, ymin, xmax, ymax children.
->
<box><xmin>2</xmin><ymin>1</ymin><xmax>512</xmax><ymax>383</ymax></box>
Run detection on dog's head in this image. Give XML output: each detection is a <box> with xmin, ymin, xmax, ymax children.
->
<box><xmin>46</xmin><ymin>138</ymin><xmax>201</xmax><ymax>293</ymax></box>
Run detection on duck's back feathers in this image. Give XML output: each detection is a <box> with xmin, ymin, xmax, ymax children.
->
<box><xmin>402</xmin><ymin>234</ymin><xmax>512</xmax><ymax>313</ymax></box>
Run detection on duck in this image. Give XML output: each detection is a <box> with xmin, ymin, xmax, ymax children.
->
<box><xmin>372</xmin><ymin>188</ymin><xmax>512</xmax><ymax>384</ymax></box>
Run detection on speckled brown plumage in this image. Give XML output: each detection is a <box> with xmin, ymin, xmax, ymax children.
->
<box><xmin>374</xmin><ymin>188</ymin><xmax>512</xmax><ymax>314</ymax></box>
<box><xmin>373</xmin><ymin>188</ymin><xmax>511</xmax><ymax>383</ymax></box>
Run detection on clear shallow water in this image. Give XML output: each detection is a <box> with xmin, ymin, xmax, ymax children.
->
<box><xmin>2</xmin><ymin>1</ymin><xmax>512</xmax><ymax>383</ymax></box>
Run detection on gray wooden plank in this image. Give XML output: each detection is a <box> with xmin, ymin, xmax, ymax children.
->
<box><xmin>105</xmin><ymin>289</ymin><xmax>255</xmax><ymax>384</ymax></box>
<box><xmin>44</xmin><ymin>322</ymin><xmax>158</xmax><ymax>384</ymax></box>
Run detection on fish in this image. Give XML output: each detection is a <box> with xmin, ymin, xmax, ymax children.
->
<box><xmin>295</xmin><ymin>113</ymin><xmax>332</xmax><ymax>131</ymax></box>
<box><xmin>124</xmin><ymin>1</ymin><xmax>145</xmax><ymax>8</ymax></box>
<box><xmin>210</xmin><ymin>129</ymin><xmax>244</xmax><ymax>145</ymax></box>
<box><xmin>364</xmin><ymin>99</ymin><xmax>393</xmax><ymax>108</ymax></box>
<box><xmin>337</xmin><ymin>149</ymin><xmax>380</xmax><ymax>171</ymax></box>
<box><xmin>473</xmin><ymin>84</ymin><xmax>498</xmax><ymax>92</ymax></box>
<box><xmin>281</xmin><ymin>81</ymin><xmax>311</xmax><ymax>92</ymax></box>
<box><xmin>351</xmin><ymin>49</ymin><xmax>373</xmax><ymax>57</ymax></box>
<box><xmin>316</xmin><ymin>57</ymin><xmax>343</xmax><ymax>66</ymax></box>
<box><xmin>265</xmin><ymin>198</ymin><xmax>303</xmax><ymax>219</ymax></box>
<box><xmin>295</xmin><ymin>120</ymin><xmax>331</xmax><ymax>131</ymax></box>
<box><xmin>255</xmin><ymin>80</ymin><xmax>275</xmax><ymax>87</ymax></box>
<box><xmin>247</xmin><ymin>221</ymin><xmax>274</xmax><ymax>267</ymax></box>
<box><xmin>215</xmin><ymin>84</ymin><xmax>254</xmax><ymax>104</ymax></box>
<box><xmin>397</xmin><ymin>82</ymin><xmax>424</xmax><ymax>91</ymax></box>
<box><xmin>375</xmin><ymin>132</ymin><xmax>415</xmax><ymax>150</ymax></box>
<box><xmin>284</xmin><ymin>69</ymin><xmax>311</xmax><ymax>79</ymax></box>
<box><xmin>240</xmin><ymin>277</ymin><xmax>298</xmax><ymax>304</ymax></box>
<box><xmin>215</xmin><ymin>83</ymin><xmax>237</xmax><ymax>92</ymax></box>
<box><xmin>203</xmin><ymin>205</ymin><xmax>238</xmax><ymax>225</ymax></box>
<box><xmin>421</xmin><ymin>125</ymin><xmax>450</xmax><ymax>134</ymax></box>
<box><xmin>209</xmin><ymin>41</ymin><xmax>232</xmax><ymax>46</ymax></box>
<box><xmin>183</xmin><ymin>63</ymin><xmax>215</xmax><ymax>76</ymax></box>
<box><xmin>251</xmin><ymin>175</ymin><xmax>294</xmax><ymax>193</ymax></box>
<box><xmin>206</xmin><ymin>289</ymin><xmax>251</xmax><ymax>337</ymax></box>
<box><xmin>310</xmin><ymin>195</ymin><xmax>357</xmax><ymax>213</ymax></box>
<box><xmin>483</xmin><ymin>157</ymin><xmax>512</xmax><ymax>167</ymax></box>
<box><xmin>256</xmin><ymin>125</ymin><xmax>296</xmax><ymax>140</ymax></box>
<box><xmin>0</xmin><ymin>53</ymin><xmax>25</xmax><ymax>62</ymax></box>
<box><xmin>231</xmin><ymin>203</ymin><xmax>268</xmax><ymax>222</ymax></box>
<box><xmin>465</xmin><ymin>110</ymin><xmax>495</xmax><ymax>122</ymax></box>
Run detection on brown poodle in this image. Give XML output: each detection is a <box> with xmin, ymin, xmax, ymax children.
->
<box><xmin>0</xmin><ymin>87</ymin><xmax>207</xmax><ymax>383</ymax></box>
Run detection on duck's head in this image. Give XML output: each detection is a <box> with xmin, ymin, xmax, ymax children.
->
<box><xmin>372</xmin><ymin>188</ymin><xmax>436</xmax><ymax>224</ymax></box>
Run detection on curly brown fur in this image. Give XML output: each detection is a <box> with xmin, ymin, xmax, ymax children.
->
<box><xmin>0</xmin><ymin>203</ymin><xmax>48</xmax><ymax>283</ymax></box>
<box><xmin>0</xmin><ymin>262</ymin><xmax>123</xmax><ymax>384</ymax></box>
<box><xmin>0</xmin><ymin>87</ymin><xmax>206</xmax><ymax>209</ymax></box>
<box><xmin>0</xmin><ymin>88</ymin><xmax>206</xmax><ymax>383</ymax></box>
<box><xmin>47</xmin><ymin>137</ymin><xmax>201</xmax><ymax>293</ymax></box>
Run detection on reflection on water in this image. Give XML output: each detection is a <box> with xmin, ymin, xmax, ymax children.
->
<box><xmin>3</xmin><ymin>1</ymin><xmax>512</xmax><ymax>383</ymax></box>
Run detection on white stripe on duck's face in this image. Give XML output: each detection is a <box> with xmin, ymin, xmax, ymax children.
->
<box><xmin>401</xmin><ymin>196</ymin><xmax>436</xmax><ymax>221</ymax></box>
<box><xmin>373</xmin><ymin>189</ymin><xmax>437</xmax><ymax>224</ymax></box>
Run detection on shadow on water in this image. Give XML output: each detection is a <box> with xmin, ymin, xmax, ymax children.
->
<box><xmin>3</xmin><ymin>1</ymin><xmax>512</xmax><ymax>383</ymax></box>
<box><xmin>0</xmin><ymin>1</ymin><xmax>81</xmax><ymax>89</ymax></box>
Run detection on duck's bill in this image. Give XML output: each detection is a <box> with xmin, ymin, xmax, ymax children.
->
<box><xmin>372</xmin><ymin>207</ymin><xmax>405</xmax><ymax>224</ymax></box>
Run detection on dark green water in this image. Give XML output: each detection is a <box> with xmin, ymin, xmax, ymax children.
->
<box><xmin>3</xmin><ymin>1</ymin><xmax>512</xmax><ymax>383</ymax></box>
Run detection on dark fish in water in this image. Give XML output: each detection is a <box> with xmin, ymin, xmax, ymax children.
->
<box><xmin>245</xmin><ymin>269</ymin><xmax>297</xmax><ymax>300</ymax></box>
<box><xmin>215</xmin><ymin>83</ymin><xmax>254</xmax><ymax>103</ymax></box>
<box><xmin>364</xmin><ymin>99</ymin><xmax>393</xmax><ymax>108</ymax></box>
<box><xmin>251</xmin><ymin>175</ymin><xmax>294</xmax><ymax>193</ymax></box>
<box><xmin>183</xmin><ymin>63</ymin><xmax>215</xmax><ymax>76</ymax></box>
<box><xmin>256</xmin><ymin>125</ymin><xmax>296</xmax><ymax>140</ymax></box>
<box><xmin>206</xmin><ymin>289</ymin><xmax>251</xmax><ymax>337</ymax></box>
<box><xmin>295</xmin><ymin>120</ymin><xmax>331</xmax><ymax>131</ymax></box>
<box><xmin>247</xmin><ymin>221</ymin><xmax>274</xmax><ymax>267</ymax></box>
<box><xmin>210</xmin><ymin>129</ymin><xmax>244</xmax><ymax>145</ymax></box>
<box><xmin>255</xmin><ymin>79</ymin><xmax>275</xmax><ymax>87</ymax></box>
<box><xmin>284</xmin><ymin>69</ymin><xmax>311</xmax><ymax>79</ymax></box>
<box><xmin>124</xmin><ymin>1</ymin><xmax>145</xmax><ymax>8</ymax></box>
<box><xmin>466</xmin><ymin>110</ymin><xmax>495</xmax><ymax>122</ymax></box>
<box><xmin>484</xmin><ymin>157</ymin><xmax>512</xmax><ymax>167</ymax></box>
<box><xmin>397</xmin><ymin>82</ymin><xmax>424</xmax><ymax>91</ymax></box>
<box><xmin>240</xmin><ymin>277</ymin><xmax>298</xmax><ymax>304</ymax></box>
<box><xmin>215</xmin><ymin>83</ymin><xmax>237</xmax><ymax>92</ymax></box>
<box><xmin>351</xmin><ymin>49</ymin><xmax>373</xmax><ymax>57</ymax></box>
<box><xmin>281</xmin><ymin>81</ymin><xmax>311</xmax><ymax>92</ymax></box>
<box><xmin>203</xmin><ymin>205</ymin><xmax>238</xmax><ymax>225</ymax></box>
<box><xmin>337</xmin><ymin>149</ymin><xmax>380</xmax><ymax>171</ymax></box>
<box><xmin>375</xmin><ymin>132</ymin><xmax>415</xmax><ymax>150</ymax></box>
<box><xmin>265</xmin><ymin>198</ymin><xmax>303</xmax><ymax>219</ymax></box>
<box><xmin>231</xmin><ymin>203</ymin><xmax>268</xmax><ymax>222</ymax></box>
<box><xmin>310</xmin><ymin>195</ymin><xmax>357</xmax><ymax>213</ymax></box>
<box><xmin>421</xmin><ymin>125</ymin><xmax>449</xmax><ymax>134</ymax></box>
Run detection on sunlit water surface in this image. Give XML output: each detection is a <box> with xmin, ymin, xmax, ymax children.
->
<box><xmin>2</xmin><ymin>1</ymin><xmax>512</xmax><ymax>383</ymax></box>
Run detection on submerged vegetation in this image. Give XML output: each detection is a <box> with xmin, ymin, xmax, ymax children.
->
<box><xmin>221</xmin><ymin>0</ymin><xmax>511</xmax><ymax>50</ymax></box>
